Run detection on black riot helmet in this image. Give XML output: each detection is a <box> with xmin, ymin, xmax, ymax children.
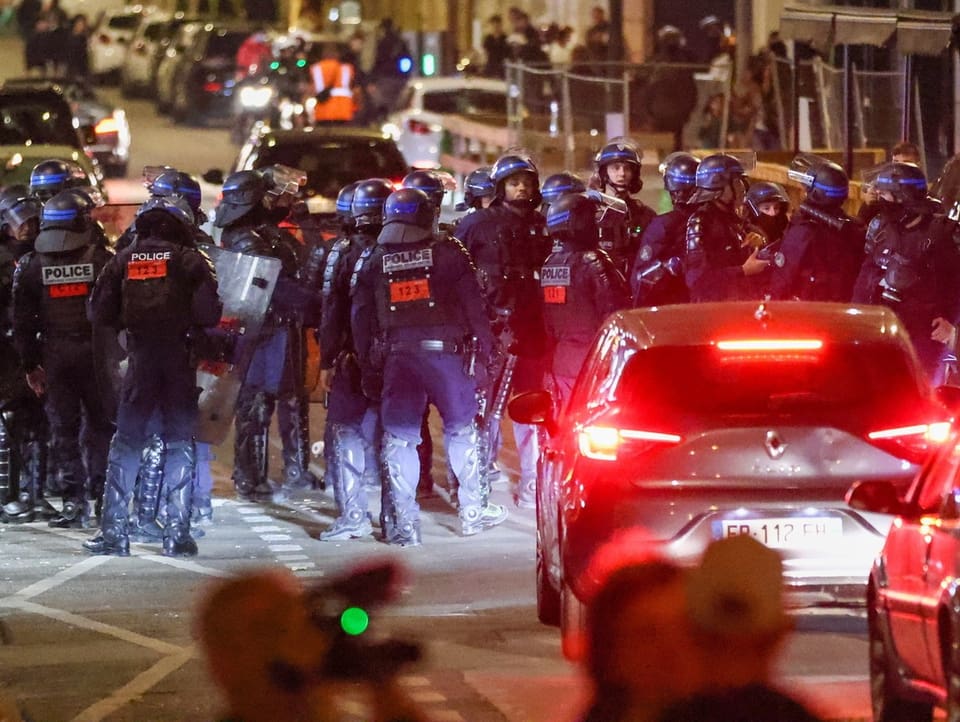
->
<box><xmin>788</xmin><ymin>154</ymin><xmax>848</xmax><ymax>210</ymax></box>
<box><xmin>29</xmin><ymin>159</ymin><xmax>85</xmax><ymax>202</ymax></box>
<box><xmin>401</xmin><ymin>170</ymin><xmax>446</xmax><ymax>209</ymax></box>
<box><xmin>745</xmin><ymin>181</ymin><xmax>789</xmax><ymax>217</ymax></box>
<box><xmin>135</xmin><ymin>195</ymin><xmax>195</xmax><ymax>245</ymax></box>
<box><xmin>336</xmin><ymin>181</ymin><xmax>362</xmax><ymax>224</ymax></box>
<box><xmin>491</xmin><ymin>153</ymin><xmax>542</xmax><ymax>207</ymax></box>
<box><xmin>351</xmin><ymin>178</ymin><xmax>394</xmax><ymax>228</ymax></box>
<box><xmin>689</xmin><ymin>153</ymin><xmax>748</xmax><ymax>206</ymax></box>
<box><xmin>150</xmin><ymin>170</ymin><xmax>203</xmax><ymax>211</ymax></box>
<box><xmin>541</xmin><ymin>172</ymin><xmax>586</xmax><ymax>210</ymax></box>
<box><xmin>870</xmin><ymin>161</ymin><xmax>928</xmax><ymax>208</ymax></box>
<box><xmin>214</xmin><ymin>170</ymin><xmax>268</xmax><ymax>227</ymax></box>
<box><xmin>546</xmin><ymin>193</ymin><xmax>600</xmax><ymax>245</ymax></box>
<box><xmin>0</xmin><ymin>185</ymin><xmax>34</xmax><ymax>232</ymax></box>
<box><xmin>595</xmin><ymin>138</ymin><xmax>642</xmax><ymax>194</ymax></box>
<box><xmin>659</xmin><ymin>152</ymin><xmax>700</xmax><ymax>206</ymax></box>
<box><xmin>378</xmin><ymin>188</ymin><xmax>434</xmax><ymax>245</ymax></box>
<box><xmin>462</xmin><ymin>166</ymin><xmax>494</xmax><ymax>209</ymax></box>
<box><xmin>35</xmin><ymin>189</ymin><xmax>93</xmax><ymax>253</ymax></box>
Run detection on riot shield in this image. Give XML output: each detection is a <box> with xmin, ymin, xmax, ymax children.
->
<box><xmin>196</xmin><ymin>244</ymin><xmax>281</xmax><ymax>445</ymax></box>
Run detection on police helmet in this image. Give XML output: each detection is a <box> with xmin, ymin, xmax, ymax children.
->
<box><xmin>0</xmin><ymin>185</ymin><xmax>30</xmax><ymax>229</ymax></box>
<box><xmin>135</xmin><ymin>195</ymin><xmax>195</xmax><ymax>243</ymax></box>
<box><xmin>871</xmin><ymin>162</ymin><xmax>927</xmax><ymax>207</ymax></box>
<box><xmin>491</xmin><ymin>153</ymin><xmax>542</xmax><ymax>206</ymax></box>
<box><xmin>462</xmin><ymin>166</ymin><xmax>495</xmax><ymax>208</ymax></box>
<box><xmin>351</xmin><ymin>178</ymin><xmax>394</xmax><ymax>227</ymax></box>
<box><xmin>660</xmin><ymin>152</ymin><xmax>699</xmax><ymax>194</ymax></box>
<box><xmin>35</xmin><ymin>189</ymin><xmax>92</xmax><ymax>253</ymax></box>
<box><xmin>378</xmin><ymin>188</ymin><xmax>434</xmax><ymax>245</ymax></box>
<box><xmin>688</xmin><ymin>153</ymin><xmax>746</xmax><ymax>204</ymax></box>
<box><xmin>401</xmin><ymin>170</ymin><xmax>446</xmax><ymax>208</ymax></box>
<box><xmin>214</xmin><ymin>170</ymin><xmax>267</xmax><ymax>228</ymax></box>
<box><xmin>805</xmin><ymin>162</ymin><xmax>849</xmax><ymax>209</ymax></box>
<box><xmin>336</xmin><ymin>181</ymin><xmax>361</xmax><ymax>222</ymax></box>
<box><xmin>150</xmin><ymin>170</ymin><xmax>203</xmax><ymax>211</ymax></box>
<box><xmin>546</xmin><ymin>193</ymin><xmax>599</xmax><ymax>242</ymax></box>
<box><xmin>0</xmin><ymin>186</ymin><xmax>40</xmax><ymax>238</ymax></box>
<box><xmin>29</xmin><ymin>159</ymin><xmax>83</xmax><ymax>202</ymax></box>
<box><xmin>595</xmin><ymin>139</ymin><xmax>642</xmax><ymax>194</ymax></box>
<box><xmin>541</xmin><ymin>172</ymin><xmax>586</xmax><ymax>208</ymax></box>
<box><xmin>745</xmin><ymin>181</ymin><xmax>789</xmax><ymax>217</ymax></box>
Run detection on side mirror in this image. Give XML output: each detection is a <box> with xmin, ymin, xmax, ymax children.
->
<box><xmin>508</xmin><ymin>390</ymin><xmax>556</xmax><ymax>434</ymax></box>
<box><xmin>936</xmin><ymin>385</ymin><xmax>960</xmax><ymax>413</ymax></box>
<box><xmin>845</xmin><ymin>480</ymin><xmax>906</xmax><ymax>516</ymax></box>
<box><xmin>202</xmin><ymin>168</ymin><xmax>224</xmax><ymax>185</ymax></box>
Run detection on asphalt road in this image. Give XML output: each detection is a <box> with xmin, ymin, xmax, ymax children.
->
<box><xmin>0</xmin><ymin>34</ymin><xmax>878</xmax><ymax>722</ymax></box>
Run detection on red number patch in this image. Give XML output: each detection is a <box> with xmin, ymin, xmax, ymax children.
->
<box><xmin>543</xmin><ymin>286</ymin><xmax>566</xmax><ymax>304</ymax></box>
<box><xmin>127</xmin><ymin>260</ymin><xmax>168</xmax><ymax>280</ymax></box>
<box><xmin>390</xmin><ymin>279</ymin><xmax>431</xmax><ymax>303</ymax></box>
<box><xmin>48</xmin><ymin>283</ymin><xmax>89</xmax><ymax>298</ymax></box>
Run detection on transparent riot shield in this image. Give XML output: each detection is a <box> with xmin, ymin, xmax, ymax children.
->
<box><xmin>196</xmin><ymin>244</ymin><xmax>281</xmax><ymax>445</ymax></box>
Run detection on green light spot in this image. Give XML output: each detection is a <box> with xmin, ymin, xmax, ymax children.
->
<box><xmin>422</xmin><ymin>54</ymin><xmax>436</xmax><ymax>77</ymax></box>
<box><xmin>296</xmin><ymin>59</ymin><xmax>307</xmax><ymax>68</ymax></box>
<box><xmin>269</xmin><ymin>61</ymin><xmax>280</xmax><ymax>70</ymax></box>
<box><xmin>340</xmin><ymin>606</ymin><xmax>369</xmax><ymax>636</ymax></box>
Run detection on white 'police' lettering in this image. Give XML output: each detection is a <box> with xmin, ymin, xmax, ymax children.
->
<box><xmin>541</xmin><ymin>266</ymin><xmax>571</xmax><ymax>286</ymax></box>
<box><xmin>382</xmin><ymin>248</ymin><xmax>433</xmax><ymax>273</ymax></box>
<box><xmin>42</xmin><ymin>263</ymin><xmax>95</xmax><ymax>285</ymax></box>
<box><xmin>131</xmin><ymin>252</ymin><xmax>172</xmax><ymax>262</ymax></box>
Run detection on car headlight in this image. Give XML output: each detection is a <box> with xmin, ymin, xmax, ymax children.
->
<box><xmin>239</xmin><ymin>85</ymin><xmax>274</xmax><ymax>109</ymax></box>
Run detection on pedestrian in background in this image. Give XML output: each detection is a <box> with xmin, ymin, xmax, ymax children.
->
<box><xmin>63</xmin><ymin>14</ymin><xmax>90</xmax><ymax>82</ymax></box>
<box><xmin>482</xmin><ymin>14</ymin><xmax>509</xmax><ymax>78</ymax></box>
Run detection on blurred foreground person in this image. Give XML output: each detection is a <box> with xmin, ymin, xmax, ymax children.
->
<box><xmin>659</xmin><ymin>536</ymin><xmax>822</xmax><ymax>722</ymax></box>
<box><xmin>195</xmin><ymin>562</ymin><xmax>428</xmax><ymax>722</ymax></box>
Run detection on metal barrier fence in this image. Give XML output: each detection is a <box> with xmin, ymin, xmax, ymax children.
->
<box><xmin>504</xmin><ymin>60</ymin><xmax>731</xmax><ymax>168</ymax></box>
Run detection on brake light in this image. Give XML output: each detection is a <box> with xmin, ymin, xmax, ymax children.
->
<box><xmin>578</xmin><ymin>425</ymin><xmax>681</xmax><ymax>461</ymax></box>
<box><xmin>716</xmin><ymin>339</ymin><xmax>823</xmax><ymax>352</ymax></box>
<box><xmin>407</xmin><ymin>119</ymin><xmax>432</xmax><ymax>135</ymax></box>
<box><xmin>868</xmin><ymin>422</ymin><xmax>951</xmax><ymax>462</ymax></box>
<box><xmin>94</xmin><ymin>116</ymin><xmax>119</xmax><ymax>135</ymax></box>
<box><xmin>388</xmin><ymin>178</ymin><xmax>404</xmax><ymax>189</ymax></box>
<box><xmin>203</xmin><ymin>81</ymin><xmax>224</xmax><ymax>93</ymax></box>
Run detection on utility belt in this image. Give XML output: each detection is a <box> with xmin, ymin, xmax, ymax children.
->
<box><xmin>388</xmin><ymin>339</ymin><xmax>465</xmax><ymax>354</ymax></box>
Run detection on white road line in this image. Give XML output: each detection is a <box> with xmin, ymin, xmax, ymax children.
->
<box><xmin>235</xmin><ymin>507</ymin><xmax>260</xmax><ymax>514</ymax></box>
<box><xmin>260</xmin><ymin>533</ymin><xmax>292</xmax><ymax>541</ymax></box>
<box><xmin>10</xmin><ymin>599</ymin><xmax>186</xmax><ymax>655</ymax></box>
<box><xmin>399</xmin><ymin>676</ymin><xmax>431</xmax><ymax>687</ymax></box>
<box><xmin>140</xmin><ymin>554</ymin><xmax>233</xmax><ymax>578</ymax></box>
<box><xmin>251</xmin><ymin>525</ymin><xmax>284</xmax><ymax>532</ymax></box>
<box><xmin>432</xmin><ymin>711</ymin><xmax>466</xmax><ymax>722</ymax></box>
<box><xmin>71</xmin><ymin>650</ymin><xmax>195</xmax><ymax>722</ymax></box>
<box><xmin>410</xmin><ymin>690</ymin><xmax>448</xmax><ymax>703</ymax></box>
<box><xmin>285</xmin><ymin>562</ymin><xmax>316</xmax><ymax>571</ymax></box>
<box><xmin>4</xmin><ymin>555</ymin><xmax>111</xmax><ymax>601</ymax></box>
<box><xmin>239</xmin><ymin>514</ymin><xmax>273</xmax><ymax>523</ymax></box>
<box><xmin>268</xmin><ymin>544</ymin><xmax>303</xmax><ymax>552</ymax></box>
<box><xmin>276</xmin><ymin>554</ymin><xmax>311</xmax><ymax>561</ymax></box>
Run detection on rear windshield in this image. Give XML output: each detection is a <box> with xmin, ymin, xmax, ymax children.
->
<box><xmin>613</xmin><ymin>342</ymin><xmax>925</xmax><ymax>427</ymax></box>
<box><xmin>107</xmin><ymin>14</ymin><xmax>139</xmax><ymax>29</ymax></box>
<box><xmin>422</xmin><ymin>89</ymin><xmax>505</xmax><ymax>115</ymax></box>
<box><xmin>0</xmin><ymin>98</ymin><xmax>77</xmax><ymax>147</ymax></box>
<box><xmin>206</xmin><ymin>31</ymin><xmax>247</xmax><ymax>59</ymax></box>
<box><xmin>257</xmin><ymin>139</ymin><xmax>407</xmax><ymax>198</ymax></box>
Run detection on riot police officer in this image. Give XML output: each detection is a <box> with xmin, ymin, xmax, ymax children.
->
<box><xmin>767</xmin><ymin>157</ymin><xmax>863</xmax><ymax>302</ymax></box>
<box><xmin>542</xmin><ymin>194</ymin><xmax>630</xmax><ymax>412</ymax></box>
<box><xmin>315</xmin><ymin>178</ymin><xmax>393</xmax><ymax>541</ymax></box>
<box><xmin>540</xmin><ymin>171</ymin><xmax>586</xmax><ymax>215</ymax></box>
<box><xmin>743</xmin><ymin>182</ymin><xmax>790</xmax><ymax>250</ymax></box>
<box><xmin>85</xmin><ymin>196</ymin><xmax>221</xmax><ymax>557</ymax></box>
<box><xmin>352</xmin><ymin>188</ymin><xmax>506</xmax><ymax>545</ymax></box>
<box><xmin>28</xmin><ymin>159</ymin><xmax>90</xmax><ymax>203</ymax></box>
<box><xmin>630</xmin><ymin>151</ymin><xmax>699</xmax><ymax>306</ymax></box>
<box><xmin>119</xmin><ymin>169</ymin><xmax>212</xmax><ymax>252</ymax></box>
<box><xmin>455</xmin><ymin>166</ymin><xmax>495</xmax><ymax>216</ymax></box>
<box><xmin>0</xmin><ymin>187</ymin><xmax>41</xmax><ymax>260</ymax></box>
<box><xmin>684</xmin><ymin>153</ymin><xmax>770</xmax><ymax>302</ymax></box>
<box><xmin>214</xmin><ymin>169</ymin><xmax>313</xmax><ymax>500</ymax></box>
<box><xmin>852</xmin><ymin>162</ymin><xmax>960</xmax><ymax>376</ymax></box>
<box><xmin>592</xmin><ymin>139</ymin><xmax>657</xmax><ymax>275</ymax></box>
<box><xmin>12</xmin><ymin>190</ymin><xmax>115</xmax><ymax>528</ymax></box>
<box><xmin>456</xmin><ymin>152</ymin><xmax>550</xmax><ymax>509</ymax></box>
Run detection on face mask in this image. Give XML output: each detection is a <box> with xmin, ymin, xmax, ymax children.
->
<box><xmin>755</xmin><ymin>212</ymin><xmax>788</xmax><ymax>240</ymax></box>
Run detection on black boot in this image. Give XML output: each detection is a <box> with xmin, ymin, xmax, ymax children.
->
<box><xmin>48</xmin><ymin>462</ymin><xmax>89</xmax><ymax>529</ymax></box>
<box><xmin>28</xmin><ymin>436</ymin><xmax>58</xmax><ymax>521</ymax></box>
<box><xmin>161</xmin><ymin>440</ymin><xmax>197</xmax><ymax>558</ymax></box>
<box><xmin>84</xmin><ymin>435</ymin><xmax>140</xmax><ymax>557</ymax></box>
<box><xmin>233</xmin><ymin>392</ymin><xmax>273</xmax><ymax>501</ymax></box>
<box><xmin>276</xmin><ymin>392</ymin><xmax>318</xmax><ymax>490</ymax></box>
<box><xmin>416</xmin><ymin>408</ymin><xmax>435</xmax><ymax>499</ymax></box>
<box><xmin>131</xmin><ymin>436</ymin><xmax>164</xmax><ymax>541</ymax></box>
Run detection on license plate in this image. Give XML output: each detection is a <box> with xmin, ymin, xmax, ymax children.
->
<box><xmin>712</xmin><ymin>517</ymin><xmax>843</xmax><ymax>548</ymax></box>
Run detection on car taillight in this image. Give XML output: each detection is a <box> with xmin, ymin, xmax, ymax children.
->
<box><xmin>203</xmin><ymin>81</ymin><xmax>224</xmax><ymax>93</ymax></box>
<box><xmin>94</xmin><ymin>116</ymin><xmax>119</xmax><ymax>135</ymax></box>
<box><xmin>868</xmin><ymin>422</ymin><xmax>952</xmax><ymax>463</ymax></box>
<box><xmin>407</xmin><ymin>119</ymin><xmax>432</xmax><ymax>135</ymax></box>
<box><xmin>716</xmin><ymin>339</ymin><xmax>823</xmax><ymax>352</ymax></box>
<box><xmin>578</xmin><ymin>425</ymin><xmax>681</xmax><ymax>461</ymax></box>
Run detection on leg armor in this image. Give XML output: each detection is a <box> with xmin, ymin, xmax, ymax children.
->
<box><xmin>319</xmin><ymin>423</ymin><xmax>372</xmax><ymax>541</ymax></box>
<box><xmin>380</xmin><ymin>431</ymin><xmax>421</xmax><ymax>547</ymax></box>
<box><xmin>161</xmin><ymin>440</ymin><xmax>197</xmax><ymax>558</ymax></box>
<box><xmin>131</xmin><ymin>435</ymin><xmax>164</xmax><ymax>541</ymax></box>
<box><xmin>448</xmin><ymin>423</ymin><xmax>507</xmax><ymax>536</ymax></box>
<box><xmin>83</xmin><ymin>434</ymin><xmax>142</xmax><ymax>556</ymax></box>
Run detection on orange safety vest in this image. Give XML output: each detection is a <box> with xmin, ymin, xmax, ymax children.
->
<box><xmin>311</xmin><ymin>59</ymin><xmax>356</xmax><ymax>122</ymax></box>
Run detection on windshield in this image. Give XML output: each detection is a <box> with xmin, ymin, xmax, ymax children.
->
<box><xmin>257</xmin><ymin>138</ymin><xmax>407</xmax><ymax>198</ymax></box>
<box><xmin>0</xmin><ymin>97</ymin><xmax>77</xmax><ymax>147</ymax></box>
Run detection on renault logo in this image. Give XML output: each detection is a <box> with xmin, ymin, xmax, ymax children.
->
<box><xmin>764</xmin><ymin>430</ymin><xmax>787</xmax><ymax>459</ymax></box>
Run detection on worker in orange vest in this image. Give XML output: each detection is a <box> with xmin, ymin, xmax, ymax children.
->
<box><xmin>310</xmin><ymin>43</ymin><xmax>356</xmax><ymax>124</ymax></box>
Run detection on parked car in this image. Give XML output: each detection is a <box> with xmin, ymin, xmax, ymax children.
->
<box><xmin>846</xmin><ymin>405</ymin><xmax>960</xmax><ymax>722</ymax></box>
<box><xmin>382</xmin><ymin>76</ymin><xmax>507</xmax><ymax>169</ymax></box>
<box><xmin>509</xmin><ymin>301</ymin><xmax>953</xmax><ymax>659</ymax></box>
<box><xmin>89</xmin><ymin>6</ymin><xmax>153</xmax><ymax>82</ymax></box>
<box><xmin>155</xmin><ymin>20</ymin><xmax>205</xmax><ymax>114</ymax></box>
<box><xmin>1</xmin><ymin>78</ymin><xmax>130</xmax><ymax>177</ymax></box>
<box><xmin>120</xmin><ymin>12</ymin><xmax>195</xmax><ymax>97</ymax></box>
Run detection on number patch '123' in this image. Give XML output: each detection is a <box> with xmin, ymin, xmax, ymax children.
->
<box><xmin>48</xmin><ymin>283</ymin><xmax>89</xmax><ymax>298</ymax></box>
<box><xmin>390</xmin><ymin>279</ymin><xmax>431</xmax><ymax>303</ymax></box>
<box><xmin>543</xmin><ymin>286</ymin><xmax>566</xmax><ymax>304</ymax></box>
<box><xmin>127</xmin><ymin>260</ymin><xmax>168</xmax><ymax>280</ymax></box>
